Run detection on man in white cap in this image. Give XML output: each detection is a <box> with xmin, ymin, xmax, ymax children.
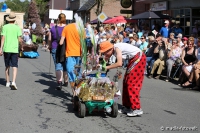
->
<box><xmin>159</xmin><ymin>20</ymin><xmax>170</xmax><ymax>38</ymax></box>
<box><xmin>0</xmin><ymin>12</ymin><xmax>22</xmax><ymax>90</ymax></box>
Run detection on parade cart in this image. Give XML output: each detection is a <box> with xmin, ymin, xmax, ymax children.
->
<box><xmin>73</xmin><ymin>72</ymin><xmax>119</xmax><ymax>118</ymax></box>
<box><xmin>19</xmin><ymin>41</ymin><xmax>39</xmax><ymax>58</ymax></box>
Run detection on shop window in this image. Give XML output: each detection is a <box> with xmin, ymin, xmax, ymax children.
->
<box><xmin>192</xmin><ymin>9</ymin><xmax>200</xmax><ymax>17</ymax></box>
<box><xmin>171</xmin><ymin>8</ymin><xmax>191</xmax><ymax>36</ymax></box>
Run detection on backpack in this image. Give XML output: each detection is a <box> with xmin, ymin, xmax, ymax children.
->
<box><xmin>55</xmin><ymin>25</ymin><xmax>66</xmax><ymax>63</ymax></box>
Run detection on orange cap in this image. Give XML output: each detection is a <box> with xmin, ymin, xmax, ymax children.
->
<box><xmin>100</xmin><ymin>41</ymin><xmax>114</xmax><ymax>53</ymax></box>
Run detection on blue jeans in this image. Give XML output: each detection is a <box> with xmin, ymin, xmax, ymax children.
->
<box><xmin>51</xmin><ymin>49</ymin><xmax>66</xmax><ymax>71</ymax></box>
<box><xmin>146</xmin><ymin>56</ymin><xmax>157</xmax><ymax>75</ymax></box>
<box><xmin>66</xmin><ymin>56</ymin><xmax>82</xmax><ymax>82</ymax></box>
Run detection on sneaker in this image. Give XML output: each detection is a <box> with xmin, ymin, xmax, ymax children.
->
<box><xmin>118</xmin><ymin>107</ymin><xmax>131</xmax><ymax>114</ymax></box>
<box><xmin>165</xmin><ymin>78</ymin><xmax>169</xmax><ymax>82</ymax></box>
<box><xmin>6</xmin><ymin>82</ymin><xmax>11</xmax><ymax>87</ymax></box>
<box><xmin>127</xmin><ymin>109</ymin><xmax>143</xmax><ymax>117</ymax></box>
<box><xmin>135</xmin><ymin>109</ymin><xmax>143</xmax><ymax>115</ymax></box>
<box><xmin>11</xmin><ymin>82</ymin><xmax>17</xmax><ymax>90</ymax></box>
<box><xmin>56</xmin><ymin>82</ymin><xmax>62</xmax><ymax>90</ymax></box>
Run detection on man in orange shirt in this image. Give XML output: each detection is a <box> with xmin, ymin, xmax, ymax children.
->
<box><xmin>59</xmin><ymin>23</ymin><xmax>81</xmax><ymax>99</ymax></box>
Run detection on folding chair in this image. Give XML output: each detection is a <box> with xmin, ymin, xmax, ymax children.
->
<box><xmin>172</xmin><ymin>63</ymin><xmax>182</xmax><ymax>79</ymax></box>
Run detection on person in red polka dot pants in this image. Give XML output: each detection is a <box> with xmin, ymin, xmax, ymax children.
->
<box><xmin>99</xmin><ymin>41</ymin><xmax>146</xmax><ymax>117</ymax></box>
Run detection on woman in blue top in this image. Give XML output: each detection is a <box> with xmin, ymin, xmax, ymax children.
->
<box><xmin>139</xmin><ymin>35</ymin><xmax>148</xmax><ymax>52</ymax></box>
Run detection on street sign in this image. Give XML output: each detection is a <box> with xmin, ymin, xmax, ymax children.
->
<box><xmin>97</xmin><ymin>12</ymin><xmax>108</xmax><ymax>23</ymax></box>
<box><xmin>120</xmin><ymin>10</ymin><xmax>132</xmax><ymax>14</ymax></box>
<box><xmin>120</xmin><ymin>0</ymin><xmax>132</xmax><ymax>8</ymax></box>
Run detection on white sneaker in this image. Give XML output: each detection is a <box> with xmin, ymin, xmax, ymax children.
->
<box><xmin>127</xmin><ymin>109</ymin><xmax>143</xmax><ymax>117</ymax></box>
<box><xmin>118</xmin><ymin>107</ymin><xmax>131</xmax><ymax>114</ymax></box>
<box><xmin>6</xmin><ymin>82</ymin><xmax>10</xmax><ymax>87</ymax></box>
<box><xmin>11</xmin><ymin>82</ymin><xmax>17</xmax><ymax>90</ymax></box>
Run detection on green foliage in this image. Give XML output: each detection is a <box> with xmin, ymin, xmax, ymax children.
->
<box><xmin>36</xmin><ymin>36</ymin><xmax>43</xmax><ymax>43</ymax></box>
<box><xmin>35</xmin><ymin>0</ymin><xmax>49</xmax><ymax>22</ymax></box>
<box><xmin>0</xmin><ymin>0</ymin><xmax>30</xmax><ymax>20</ymax></box>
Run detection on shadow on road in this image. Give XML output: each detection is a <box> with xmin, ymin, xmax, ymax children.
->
<box><xmin>0</xmin><ymin>78</ymin><xmax>5</xmax><ymax>86</ymax></box>
<box><xmin>33</xmin><ymin>72</ymin><xmax>76</xmax><ymax>116</ymax></box>
<box><xmin>32</xmin><ymin>72</ymin><xmax>56</xmax><ymax>81</ymax></box>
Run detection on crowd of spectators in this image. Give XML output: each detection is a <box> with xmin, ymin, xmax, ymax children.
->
<box><xmin>89</xmin><ymin>20</ymin><xmax>200</xmax><ymax>90</ymax></box>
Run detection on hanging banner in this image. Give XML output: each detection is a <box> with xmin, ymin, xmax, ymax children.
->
<box><xmin>150</xmin><ymin>1</ymin><xmax>168</xmax><ymax>11</ymax></box>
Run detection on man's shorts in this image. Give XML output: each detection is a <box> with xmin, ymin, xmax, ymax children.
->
<box><xmin>66</xmin><ymin>56</ymin><xmax>81</xmax><ymax>82</ymax></box>
<box><xmin>3</xmin><ymin>52</ymin><xmax>18</xmax><ymax>67</ymax></box>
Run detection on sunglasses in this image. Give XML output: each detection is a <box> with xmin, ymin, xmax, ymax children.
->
<box><xmin>141</xmin><ymin>38</ymin><xmax>144</xmax><ymax>39</ymax></box>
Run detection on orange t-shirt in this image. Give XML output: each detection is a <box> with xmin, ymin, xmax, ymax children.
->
<box><xmin>62</xmin><ymin>23</ymin><xmax>81</xmax><ymax>57</ymax></box>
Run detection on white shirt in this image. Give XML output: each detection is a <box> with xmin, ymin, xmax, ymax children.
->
<box><xmin>135</xmin><ymin>39</ymin><xmax>142</xmax><ymax>48</ymax></box>
<box><xmin>114</xmin><ymin>43</ymin><xmax>141</xmax><ymax>59</ymax></box>
<box><xmin>179</xmin><ymin>41</ymin><xmax>184</xmax><ymax>47</ymax></box>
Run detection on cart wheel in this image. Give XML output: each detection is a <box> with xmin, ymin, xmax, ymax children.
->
<box><xmin>78</xmin><ymin>101</ymin><xmax>86</xmax><ymax>118</ymax></box>
<box><xmin>73</xmin><ymin>96</ymin><xmax>79</xmax><ymax>111</ymax></box>
<box><xmin>111</xmin><ymin>102</ymin><xmax>118</xmax><ymax>118</ymax></box>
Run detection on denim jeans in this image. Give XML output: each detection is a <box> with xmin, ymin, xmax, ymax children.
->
<box><xmin>146</xmin><ymin>56</ymin><xmax>157</xmax><ymax>75</ymax></box>
<box><xmin>51</xmin><ymin>49</ymin><xmax>66</xmax><ymax>71</ymax></box>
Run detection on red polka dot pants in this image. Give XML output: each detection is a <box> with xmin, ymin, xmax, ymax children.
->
<box><xmin>122</xmin><ymin>53</ymin><xmax>146</xmax><ymax>110</ymax></box>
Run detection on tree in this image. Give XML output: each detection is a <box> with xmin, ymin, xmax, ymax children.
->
<box><xmin>28</xmin><ymin>0</ymin><xmax>43</xmax><ymax>36</ymax></box>
<box><xmin>34</xmin><ymin>0</ymin><xmax>49</xmax><ymax>22</ymax></box>
<box><xmin>0</xmin><ymin>0</ymin><xmax>30</xmax><ymax>20</ymax></box>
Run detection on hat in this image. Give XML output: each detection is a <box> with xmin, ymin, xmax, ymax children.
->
<box><xmin>129</xmin><ymin>34</ymin><xmax>134</xmax><ymax>38</ymax></box>
<box><xmin>182</xmin><ymin>37</ymin><xmax>188</xmax><ymax>41</ymax></box>
<box><xmin>6</xmin><ymin>12</ymin><xmax>17</xmax><ymax>21</ymax></box>
<box><xmin>176</xmin><ymin>33</ymin><xmax>182</xmax><ymax>38</ymax></box>
<box><xmin>164</xmin><ymin>20</ymin><xmax>169</xmax><ymax>24</ymax></box>
<box><xmin>100</xmin><ymin>41</ymin><xmax>114</xmax><ymax>53</ymax></box>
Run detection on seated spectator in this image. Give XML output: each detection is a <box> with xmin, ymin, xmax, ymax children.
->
<box><xmin>118</xmin><ymin>34</ymin><xmax>124</xmax><ymax>43</ymax></box>
<box><xmin>181</xmin><ymin>37</ymin><xmax>197</xmax><ymax>84</ymax></box>
<box><xmin>128</xmin><ymin>34</ymin><xmax>136</xmax><ymax>46</ymax></box>
<box><xmin>177</xmin><ymin>33</ymin><xmax>184</xmax><ymax>47</ymax></box>
<box><xmin>146</xmin><ymin>35</ymin><xmax>162</xmax><ymax>76</ymax></box>
<box><xmin>182</xmin><ymin>38</ymin><xmax>200</xmax><ymax>88</ymax></box>
<box><xmin>133</xmin><ymin>34</ymin><xmax>142</xmax><ymax>47</ymax></box>
<box><xmin>181</xmin><ymin>37</ymin><xmax>188</xmax><ymax>50</ymax></box>
<box><xmin>165</xmin><ymin>39</ymin><xmax>182</xmax><ymax>82</ymax></box>
<box><xmin>149</xmin><ymin>37</ymin><xmax>169</xmax><ymax>79</ymax></box>
<box><xmin>111</xmin><ymin>35</ymin><xmax>119</xmax><ymax>44</ymax></box>
<box><xmin>106</xmin><ymin>33</ymin><xmax>112</xmax><ymax>42</ymax></box>
<box><xmin>171</xmin><ymin>23</ymin><xmax>183</xmax><ymax>37</ymax></box>
<box><xmin>111</xmin><ymin>25</ymin><xmax>116</xmax><ymax>35</ymax></box>
<box><xmin>123</xmin><ymin>31</ymin><xmax>129</xmax><ymax>43</ymax></box>
<box><xmin>168</xmin><ymin>32</ymin><xmax>175</xmax><ymax>44</ymax></box>
<box><xmin>139</xmin><ymin>35</ymin><xmax>148</xmax><ymax>52</ymax></box>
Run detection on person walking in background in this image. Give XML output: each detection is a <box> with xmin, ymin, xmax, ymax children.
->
<box><xmin>48</xmin><ymin>13</ymin><xmax>68</xmax><ymax>90</ymax></box>
<box><xmin>0</xmin><ymin>12</ymin><xmax>22</xmax><ymax>90</ymax></box>
<box><xmin>59</xmin><ymin>21</ymin><xmax>82</xmax><ymax>101</ymax></box>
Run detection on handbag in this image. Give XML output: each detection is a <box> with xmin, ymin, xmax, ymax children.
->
<box><xmin>175</xmin><ymin>57</ymin><xmax>182</xmax><ymax>65</ymax></box>
<box><xmin>55</xmin><ymin>25</ymin><xmax>66</xmax><ymax>63</ymax></box>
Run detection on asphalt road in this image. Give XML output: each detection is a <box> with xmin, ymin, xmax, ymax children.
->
<box><xmin>0</xmin><ymin>47</ymin><xmax>199</xmax><ymax>133</ymax></box>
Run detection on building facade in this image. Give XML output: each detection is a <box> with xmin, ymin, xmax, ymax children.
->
<box><xmin>135</xmin><ymin>0</ymin><xmax>200</xmax><ymax>36</ymax></box>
